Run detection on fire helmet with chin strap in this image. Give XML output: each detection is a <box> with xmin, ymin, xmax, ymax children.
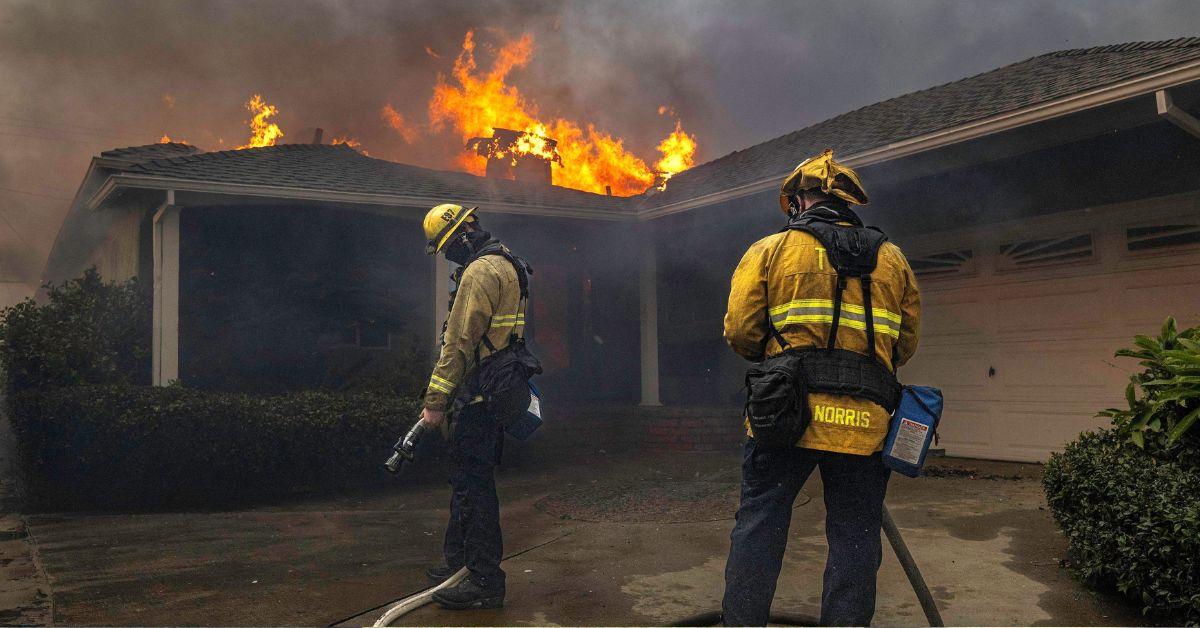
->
<box><xmin>779</xmin><ymin>148</ymin><xmax>869</xmax><ymax>215</ymax></box>
<box><xmin>423</xmin><ymin>203</ymin><xmax>478</xmax><ymax>254</ymax></box>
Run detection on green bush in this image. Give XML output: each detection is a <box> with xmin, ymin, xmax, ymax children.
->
<box><xmin>1044</xmin><ymin>317</ymin><xmax>1200</xmax><ymax>623</ymax></box>
<box><xmin>10</xmin><ymin>384</ymin><xmax>420</xmax><ymax>509</ymax></box>
<box><xmin>0</xmin><ymin>268</ymin><xmax>150</xmax><ymax>393</ymax></box>
<box><xmin>1044</xmin><ymin>430</ymin><xmax>1200</xmax><ymax>623</ymax></box>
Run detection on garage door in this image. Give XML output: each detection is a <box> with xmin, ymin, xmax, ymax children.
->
<box><xmin>898</xmin><ymin>200</ymin><xmax>1200</xmax><ymax>462</ymax></box>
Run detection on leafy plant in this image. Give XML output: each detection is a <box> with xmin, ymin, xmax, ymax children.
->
<box><xmin>1098</xmin><ymin>317</ymin><xmax>1200</xmax><ymax>462</ymax></box>
<box><xmin>0</xmin><ymin>268</ymin><xmax>150</xmax><ymax>394</ymax></box>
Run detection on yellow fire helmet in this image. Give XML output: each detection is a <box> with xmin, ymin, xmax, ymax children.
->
<box><xmin>778</xmin><ymin>148</ymin><xmax>869</xmax><ymax>214</ymax></box>
<box><xmin>423</xmin><ymin>203</ymin><xmax>478</xmax><ymax>254</ymax></box>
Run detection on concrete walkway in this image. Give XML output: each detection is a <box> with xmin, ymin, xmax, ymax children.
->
<box><xmin>21</xmin><ymin>449</ymin><xmax>1143</xmax><ymax>626</ymax></box>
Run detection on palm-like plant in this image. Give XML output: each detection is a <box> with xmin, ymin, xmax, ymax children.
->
<box><xmin>1100</xmin><ymin>317</ymin><xmax>1200</xmax><ymax>451</ymax></box>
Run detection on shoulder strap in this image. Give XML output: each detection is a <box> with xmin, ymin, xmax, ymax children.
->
<box><xmin>784</xmin><ymin>217</ymin><xmax>889</xmax><ymax>359</ymax></box>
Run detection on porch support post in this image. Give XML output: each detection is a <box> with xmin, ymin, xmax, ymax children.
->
<box><xmin>432</xmin><ymin>253</ymin><xmax>450</xmax><ymax>363</ymax></box>
<box><xmin>639</xmin><ymin>233</ymin><xmax>662</xmax><ymax>406</ymax></box>
<box><xmin>152</xmin><ymin>193</ymin><xmax>180</xmax><ymax>385</ymax></box>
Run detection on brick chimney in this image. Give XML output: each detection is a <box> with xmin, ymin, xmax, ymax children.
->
<box><xmin>466</xmin><ymin>128</ymin><xmax>561</xmax><ymax>186</ymax></box>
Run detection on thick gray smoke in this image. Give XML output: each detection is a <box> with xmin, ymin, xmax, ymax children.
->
<box><xmin>1</xmin><ymin>0</ymin><xmax>1199</xmax><ymax>284</ymax></box>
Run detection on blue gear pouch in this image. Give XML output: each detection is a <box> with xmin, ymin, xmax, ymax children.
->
<box><xmin>504</xmin><ymin>382</ymin><xmax>542</xmax><ymax>441</ymax></box>
<box><xmin>883</xmin><ymin>385</ymin><xmax>943</xmax><ymax>477</ymax></box>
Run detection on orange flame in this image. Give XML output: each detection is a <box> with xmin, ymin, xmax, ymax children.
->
<box><xmin>429</xmin><ymin>31</ymin><xmax>697</xmax><ymax>195</ymax></box>
<box><xmin>238</xmin><ymin>94</ymin><xmax>284</xmax><ymax>149</ymax></box>
<box><xmin>381</xmin><ymin>104</ymin><xmax>419</xmax><ymax>143</ymax></box>
<box><xmin>653</xmin><ymin>120</ymin><xmax>697</xmax><ymax>190</ymax></box>
<box><xmin>331</xmin><ymin>134</ymin><xmax>369</xmax><ymax>156</ymax></box>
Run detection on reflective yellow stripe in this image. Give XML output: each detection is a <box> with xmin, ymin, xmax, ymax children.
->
<box><xmin>769</xmin><ymin>298</ymin><xmax>902</xmax><ymax>325</ymax></box>
<box><xmin>768</xmin><ymin>299</ymin><xmax>834</xmax><ymax>315</ymax></box>
<box><xmin>428</xmin><ymin>374</ymin><xmax>455</xmax><ymax>394</ymax></box>
<box><xmin>490</xmin><ymin>313</ymin><xmax>526</xmax><ymax>328</ymax></box>
<box><xmin>772</xmin><ymin>314</ymin><xmax>901</xmax><ymax>338</ymax></box>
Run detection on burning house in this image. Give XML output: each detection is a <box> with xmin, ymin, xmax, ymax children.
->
<box><xmin>45</xmin><ymin>37</ymin><xmax>1200</xmax><ymax>462</ymax></box>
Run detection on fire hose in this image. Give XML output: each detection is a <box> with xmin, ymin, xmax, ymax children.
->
<box><xmin>372</xmin><ymin>421</ymin><xmax>942</xmax><ymax>626</ymax></box>
<box><xmin>371</xmin><ymin>567</ymin><xmax>468</xmax><ymax>627</ymax></box>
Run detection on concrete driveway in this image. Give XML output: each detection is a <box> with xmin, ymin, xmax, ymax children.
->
<box><xmin>21</xmin><ymin>446</ymin><xmax>1143</xmax><ymax>626</ymax></box>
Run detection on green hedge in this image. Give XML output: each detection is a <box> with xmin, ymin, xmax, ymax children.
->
<box><xmin>1044</xmin><ymin>430</ymin><xmax>1200</xmax><ymax>623</ymax></box>
<box><xmin>11</xmin><ymin>384</ymin><xmax>420</xmax><ymax>509</ymax></box>
<box><xmin>1044</xmin><ymin>317</ymin><xmax>1200</xmax><ymax>624</ymax></box>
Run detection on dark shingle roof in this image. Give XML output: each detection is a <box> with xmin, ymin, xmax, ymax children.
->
<box><xmin>99</xmin><ymin>38</ymin><xmax>1200</xmax><ymax>215</ymax></box>
<box><xmin>99</xmin><ymin>142</ymin><xmax>202</xmax><ymax>163</ymax></box>
<box><xmin>647</xmin><ymin>37</ymin><xmax>1200</xmax><ymax>207</ymax></box>
<box><xmin>122</xmin><ymin>143</ymin><xmax>633</xmax><ymax>212</ymax></box>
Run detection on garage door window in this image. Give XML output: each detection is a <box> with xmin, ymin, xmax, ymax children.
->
<box><xmin>998</xmin><ymin>233</ymin><xmax>1094</xmax><ymax>271</ymax></box>
<box><xmin>909</xmin><ymin>249</ymin><xmax>974</xmax><ymax>279</ymax></box>
<box><xmin>1126</xmin><ymin>223</ymin><xmax>1200</xmax><ymax>253</ymax></box>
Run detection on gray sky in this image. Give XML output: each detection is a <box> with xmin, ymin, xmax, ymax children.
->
<box><xmin>2</xmin><ymin>0</ymin><xmax>1199</xmax><ymax>279</ymax></box>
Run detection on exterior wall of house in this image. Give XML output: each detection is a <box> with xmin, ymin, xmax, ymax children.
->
<box><xmin>86</xmin><ymin>208</ymin><xmax>143</xmax><ymax>283</ymax></box>
<box><xmin>478</xmin><ymin>213</ymin><xmax>643</xmax><ymax>403</ymax></box>
<box><xmin>176</xmin><ymin>204</ymin><xmax>432</xmax><ymax>393</ymax></box>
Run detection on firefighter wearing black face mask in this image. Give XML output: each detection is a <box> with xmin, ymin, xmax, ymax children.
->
<box><xmin>417</xmin><ymin>203</ymin><xmax>528</xmax><ymax>610</ymax></box>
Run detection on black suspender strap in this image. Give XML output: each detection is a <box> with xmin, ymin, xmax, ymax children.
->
<box><xmin>827</xmin><ymin>274</ymin><xmax>847</xmax><ymax>352</ymax></box>
<box><xmin>861</xmin><ymin>274</ymin><xmax>876</xmax><ymax>359</ymax></box>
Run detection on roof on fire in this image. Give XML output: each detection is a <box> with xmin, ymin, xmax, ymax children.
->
<box><xmin>104</xmin><ymin>142</ymin><xmax>631</xmax><ymax>217</ymax></box>
<box><xmin>645</xmin><ymin>36</ymin><xmax>1200</xmax><ymax>211</ymax></box>
<box><xmin>88</xmin><ymin>37</ymin><xmax>1200</xmax><ymax>219</ymax></box>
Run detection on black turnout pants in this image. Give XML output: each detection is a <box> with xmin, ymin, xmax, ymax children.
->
<box><xmin>443</xmin><ymin>403</ymin><xmax>506</xmax><ymax>590</ymax></box>
<box><xmin>722</xmin><ymin>439</ymin><xmax>891</xmax><ymax>626</ymax></box>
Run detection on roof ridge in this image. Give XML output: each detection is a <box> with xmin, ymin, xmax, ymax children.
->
<box><xmin>1042</xmin><ymin>36</ymin><xmax>1200</xmax><ymax>58</ymax></box>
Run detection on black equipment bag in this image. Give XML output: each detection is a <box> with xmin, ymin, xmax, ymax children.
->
<box><xmin>473</xmin><ymin>245</ymin><xmax>543</xmax><ymax>426</ymax></box>
<box><xmin>744</xmin><ymin>352</ymin><xmax>810</xmax><ymax>448</ymax></box>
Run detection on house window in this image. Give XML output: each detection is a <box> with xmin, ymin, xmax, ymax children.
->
<box><xmin>909</xmin><ymin>250</ymin><xmax>974</xmax><ymax>279</ymax></box>
<box><xmin>997</xmin><ymin>233</ymin><xmax>1094</xmax><ymax>270</ymax></box>
<box><xmin>1126</xmin><ymin>223</ymin><xmax>1200</xmax><ymax>252</ymax></box>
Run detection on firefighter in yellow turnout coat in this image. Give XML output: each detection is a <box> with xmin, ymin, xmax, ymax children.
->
<box><xmin>721</xmin><ymin>150</ymin><xmax>921</xmax><ymax>626</ymax></box>
<box><xmin>419</xmin><ymin>203</ymin><xmax>527</xmax><ymax>611</ymax></box>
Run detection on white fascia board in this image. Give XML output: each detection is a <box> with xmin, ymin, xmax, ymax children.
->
<box><xmin>87</xmin><ymin>174</ymin><xmax>636</xmax><ymax>222</ymax></box>
<box><xmin>639</xmin><ymin>58</ymin><xmax>1200</xmax><ymax>221</ymax></box>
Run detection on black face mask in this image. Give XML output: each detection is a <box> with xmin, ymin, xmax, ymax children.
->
<box><xmin>443</xmin><ymin>229</ymin><xmax>493</xmax><ymax>266</ymax></box>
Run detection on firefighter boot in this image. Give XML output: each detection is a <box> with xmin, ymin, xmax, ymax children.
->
<box><xmin>432</xmin><ymin>576</ymin><xmax>505</xmax><ymax>610</ymax></box>
<box><xmin>425</xmin><ymin>564</ymin><xmax>459</xmax><ymax>583</ymax></box>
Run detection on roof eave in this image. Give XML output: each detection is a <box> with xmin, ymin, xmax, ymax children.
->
<box><xmin>87</xmin><ymin>173</ymin><xmax>636</xmax><ymax>222</ymax></box>
<box><xmin>640</xmin><ymin>55</ymin><xmax>1200</xmax><ymax>220</ymax></box>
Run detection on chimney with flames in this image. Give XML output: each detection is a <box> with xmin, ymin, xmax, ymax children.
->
<box><xmin>466</xmin><ymin>128</ymin><xmax>562</xmax><ymax>186</ymax></box>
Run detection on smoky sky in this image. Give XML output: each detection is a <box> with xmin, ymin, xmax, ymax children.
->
<box><xmin>1</xmin><ymin>0</ymin><xmax>1198</xmax><ymax>281</ymax></box>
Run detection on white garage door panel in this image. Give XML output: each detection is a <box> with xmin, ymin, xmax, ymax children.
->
<box><xmin>1118</xmin><ymin>273</ymin><xmax>1200</xmax><ymax>330</ymax></box>
<box><xmin>918</xmin><ymin>297</ymin><xmax>989</xmax><ymax>341</ymax></box>
<box><xmin>995</xmin><ymin>404</ymin><xmax>1110</xmax><ymax>462</ymax></box>
<box><xmin>933</xmin><ymin>399</ymin><xmax>994</xmax><ymax>451</ymax></box>
<box><xmin>995</xmin><ymin>343</ymin><xmax>1128</xmax><ymax>397</ymax></box>
<box><xmin>901</xmin><ymin>348</ymin><xmax>987</xmax><ymax>384</ymax></box>
<box><xmin>995</xmin><ymin>286</ymin><xmax>1105</xmax><ymax>336</ymax></box>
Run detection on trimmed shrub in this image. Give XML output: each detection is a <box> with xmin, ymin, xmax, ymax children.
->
<box><xmin>10</xmin><ymin>384</ymin><xmax>420</xmax><ymax>509</ymax></box>
<box><xmin>0</xmin><ymin>268</ymin><xmax>150</xmax><ymax>393</ymax></box>
<box><xmin>1044</xmin><ymin>430</ymin><xmax>1200</xmax><ymax>623</ymax></box>
<box><xmin>1044</xmin><ymin>317</ymin><xmax>1200</xmax><ymax>624</ymax></box>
